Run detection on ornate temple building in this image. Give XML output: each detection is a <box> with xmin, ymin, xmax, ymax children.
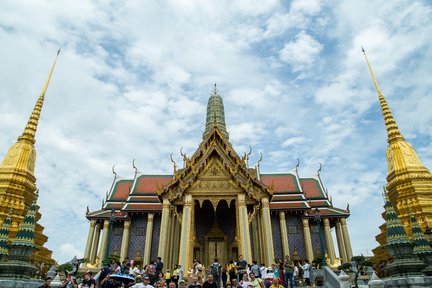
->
<box><xmin>0</xmin><ymin>51</ymin><xmax>59</xmax><ymax>269</ymax></box>
<box><xmin>363</xmin><ymin>50</ymin><xmax>432</xmax><ymax>265</ymax></box>
<box><xmin>85</xmin><ymin>86</ymin><xmax>353</xmax><ymax>271</ymax></box>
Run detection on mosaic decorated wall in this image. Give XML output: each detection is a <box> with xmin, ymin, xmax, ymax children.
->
<box><xmin>108</xmin><ymin>221</ymin><xmax>124</xmax><ymax>256</ymax></box>
<box><xmin>285</xmin><ymin>214</ymin><xmax>306</xmax><ymax>260</ymax></box>
<box><xmin>271</xmin><ymin>213</ymin><xmax>283</xmax><ymax>260</ymax></box>
<box><xmin>128</xmin><ymin>214</ymin><xmax>148</xmax><ymax>260</ymax></box>
<box><xmin>310</xmin><ymin>222</ymin><xmax>327</xmax><ymax>258</ymax></box>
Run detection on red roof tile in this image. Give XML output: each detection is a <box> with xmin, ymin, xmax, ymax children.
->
<box><xmin>123</xmin><ymin>203</ymin><xmax>162</xmax><ymax>211</ymax></box>
<box><xmin>300</xmin><ymin>178</ymin><xmax>324</xmax><ymax>198</ymax></box>
<box><xmin>110</xmin><ymin>180</ymin><xmax>133</xmax><ymax>201</ymax></box>
<box><xmin>260</xmin><ymin>174</ymin><xmax>300</xmax><ymax>192</ymax></box>
<box><xmin>133</xmin><ymin>175</ymin><xmax>172</xmax><ymax>194</ymax></box>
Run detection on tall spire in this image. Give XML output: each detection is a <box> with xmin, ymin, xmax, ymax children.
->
<box><xmin>18</xmin><ymin>48</ymin><xmax>60</xmax><ymax>145</ymax></box>
<box><xmin>362</xmin><ymin>47</ymin><xmax>403</xmax><ymax>143</ymax></box>
<box><xmin>203</xmin><ymin>84</ymin><xmax>229</xmax><ymax>139</ymax></box>
<box><xmin>0</xmin><ymin>208</ymin><xmax>13</xmax><ymax>257</ymax></box>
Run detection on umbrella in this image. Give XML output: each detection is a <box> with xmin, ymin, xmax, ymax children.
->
<box><xmin>109</xmin><ymin>273</ymin><xmax>136</xmax><ymax>284</ymax></box>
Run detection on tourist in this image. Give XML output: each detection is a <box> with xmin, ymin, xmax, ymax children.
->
<box><xmin>293</xmin><ymin>265</ymin><xmax>299</xmax><ymax>287</ymax></box>
<box><xmin>250</xmin><ymin>261</ymin><xmax>260</xmax><ymax>278</ymax></box>
<box><xmin>270</xmin><ymin>278</ymin><xmax>283</xmax><ymax>288</ymax></box>
<box><xmin>227</xmin><ymin>260</ymin><xmax>236</xmax><ymax>283</ymax></box>
<box><xmin>172</xmin><ymin>265</ymin><xmax>180</xmax><ymax>285</ymax></box>
<box><xmin>178</xmin><ymin>279</ymin><xmax>187</xmax><ymax>288</ymax></box>
<box><xmin>203</xmin><ymin>274</ymin><xmax>218</xmax><ymax>288</ymax></box>
<box><xmin>156</xmin><ymin>257</ymin><xmax>164</xmax><ymax>276</ymax></box>
<box><xmin>221</xmin><ymin>264</ymin><xmax>228</xmax><ymax>288</ymax></box>
<box><xmin>132</xmin><ymin>275</ymin><xmax>144</xmax><ymax>288</ymax></box>
<box><xmin>168</xmin><ymin>281</ymin><xmax>176</xmax><ymax>288</ymax></box>
<box><xmin>164</xmin><ymin>269</ymin><xmax>171</xmax><ymax>282</ymax></box>
<box><xmin>178</xmin><ymin>264</ymin><xmax>184</xmax><ymax>282</ymax></box>
<box><xmin>283</xmin><ymin>256</ymin><xmax>294</xmax><ymax>288</ymax></box>
<box><xmin>210</xmin><ymin>258</ymin><xmax>222</xmax><ymax>288</ymax></box>
<box><xmin>38</xmin><ymin>276</ymin><xmax>52</xmax><ymax>288</ymax></box>
<box><xmin>263</xmin><ymin>275</ymin><xmax>272</xmax><ymax>288</ymax></box>
<box><xmin>148</xmin><ymin>261</ymin><xmax>157</xmax><ymax>284</ymax></box>
<box><xmin>230</xmin><ymin>278</ymin><xmax>240</xmax><ymax>288</ymax></box>
<box><xmin>259</xmin><ymin>264</ymin><xmax>267</xmax><ymax>280</ymax></box>
<box><xmin>298</xmin><ymin>260</ymin><xmax>311</xmax><ymax>287</ymax></box>
<box><xmin>81</xmin><ymin>272</ymin><xmax>96</xmax><ymax>288</ymax></box>
<box><xmin>249</xmin><ymin>272</ymin><xmax>264</xmax><ymax>288</ymax></box>
<box><xmin>60</xmin><ymin>274</ymin><xmax>78</xmax><ymax>288</ymax></box>
<box><xmin>236</xmin><ymin>256</ymin><xmax>247</xmax><ymax>281</ymax></box>
<box><xmin>277</xmin><ymin>259</ymin><xmax>284</xmax><ymax>287</ymax></box>
<box><xmin>188</xmin><ymin>276</ymin><xmax>202</xmax><ymax>288</ymax></box>
<box><xmin>226</xmin><ymin>284</ymin><xmax>232</xmax><ymax>288</ymax></box>
<box><xmin>239</xmin><ymin>274</ymin><xmax>250</xmax><ymax>288</ymax></box>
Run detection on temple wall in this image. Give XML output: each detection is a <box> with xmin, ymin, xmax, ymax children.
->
<box><xmin>128</xmin><ymin>215</ymin><xmax>148</xmax><ymax>260</ymax></box>
<box><xmin>286</xmin><ymin>215</ymin><xmax>306</xmax><ymax>260</ymax></box>
<box><xmin>108</xmin><ymin>221</ymin><xmax>124</xmax><ymax>256</ymax></box>
<box><xmin>150</xmin><ymin>213</ymin><xmax>161</xmax><ymax>262</ymax></box>
<box><xmin>310</xmin><ymin>222</ymin><xmax>327</xmax><ymax>258</ymax></box>
<box><xmin>271</xmin><ymin>213</ymin><xmax>283</xmax><ymax>260</ymax></box>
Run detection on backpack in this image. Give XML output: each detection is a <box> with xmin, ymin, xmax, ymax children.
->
<box><xmin>211</xmin><ymin>263</ymin><xmax>220</xmax><ymax>275</ymax></box>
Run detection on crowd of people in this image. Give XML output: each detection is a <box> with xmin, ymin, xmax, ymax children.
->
<box><xmin>38</xmin><ymin>255</ymin><xmax>315</xmax><ymax>288</ymax></box>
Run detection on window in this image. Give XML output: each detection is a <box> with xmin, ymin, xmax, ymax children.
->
<box><xmin>135</xmin><ymin>227</ymin><xmax>145</xmax><ymax>236</ymax></box>
<box><xmin>288</xmin><ymin>225</ymin><xmax>298</xmax><ymax>234</ymax></box>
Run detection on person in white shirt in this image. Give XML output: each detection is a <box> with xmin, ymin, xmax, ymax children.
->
<box><xmin>240</xmin><ymin>273</ymin><xmax>251</xmax><ymax>288</ymax></box>
<box><xmin>298</xmin><ymin>260</ymin><xmax>311</xmax><ymax>287</ymax></box>
<box><xmin>133</xmin><ymin>275</ymin><xmax>155</xmax><ymax>288</ymax></box>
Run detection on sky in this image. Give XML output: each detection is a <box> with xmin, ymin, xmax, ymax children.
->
<box><xmin>0</xmin><ymin>0</ymin><xmax>431</xmax><ymax>264</ymax></box>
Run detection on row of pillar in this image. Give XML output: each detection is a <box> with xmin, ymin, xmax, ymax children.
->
<box><xmin>84</xmin><ymin>205</ymin><xmax>353</xmax><ymax>270</ymax></box>
<box><xmin>83</xmin><ymin>213</ymin><xmax>156</xmax><ymax>268</ymax></box>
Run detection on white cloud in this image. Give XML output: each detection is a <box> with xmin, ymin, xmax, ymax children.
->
<box><xmin>0</xmin><ymin>0</ymin><xmax>431</xmax><ymax>264</ymax></box>
<box><xmin>279</xmin><ymin>31</ymin><xmax>323</xmax><ymax>72</ymax></box>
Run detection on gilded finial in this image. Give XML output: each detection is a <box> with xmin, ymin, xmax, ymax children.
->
<box><xmin>18</xmin><ymin>49</ymin><xmax>60</xmax><ymax>145</ymax></box>
<box><xmin>295</xmin><ymin>158</ymin><xmax>300</xmax><ymax>172</ymax></box>
<box><xmin>170</xmin><ymin>153</ymin><xmax>178</xmax><ymax>174</ymax></box>
<box><xmin>362</xmin><ymin>47</ymin><xmax>403</xmax><ymax>143</ymax></box>
<box><xmin>317</xmin><ymin>162</ymin><xmax>322</xmax><ymax>176</ymax></box>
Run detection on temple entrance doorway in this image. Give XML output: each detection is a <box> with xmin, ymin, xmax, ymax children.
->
<box><xmin>195</xmin><ymin>199</ymin><xmax>237</xmax><ymax>266</ymax></box>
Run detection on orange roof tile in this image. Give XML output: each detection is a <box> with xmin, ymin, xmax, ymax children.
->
<box><xmin>300</xmin><ymin>178</ymin><xmax>324</xmax><ymax>198</ymax></box>
<box><xmin>133</xmin><ymin>175</ymin><xmax>172</xmax><ymax>194</ymax></box>
<box><xmin>260</xmin><ymin>174</ymin><xmax>300</xmax><ymax>192</ymax></box>
<box><xmin>110</xmin><ymin>180</ymin><xmax>133</xmax><ymax>201</ymax></box>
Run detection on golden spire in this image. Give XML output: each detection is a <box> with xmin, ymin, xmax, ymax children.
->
<box><xmin>18</xmin><ymin>49</ymin><xmax>60</xmax><ymax>145</ymax></box>
<box><xmin>362</xmin><ymin>47</ymin><xmax>403</xmax><ymax>143</ymax></box>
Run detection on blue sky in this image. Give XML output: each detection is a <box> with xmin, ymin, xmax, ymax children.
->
<box><xmin>0</xmin><ymin>0</ymin><xmax>431</xmax><ymax>264</ymax></box>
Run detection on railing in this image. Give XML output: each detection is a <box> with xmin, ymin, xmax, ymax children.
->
<box><xmin>322</xmin><ymin>266</ymin><xmax>341</xmax><ymax>288</ymax></box>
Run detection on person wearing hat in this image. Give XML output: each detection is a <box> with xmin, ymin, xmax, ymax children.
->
<box><xmin>178</xmin><ymin>279</ymin><xmax>187</xmax><ymax>288</ymax></box>
<box><xmin>38</xmin><ymin>276</ymin><xmax>52</xmax><ymax>288</ymax></box>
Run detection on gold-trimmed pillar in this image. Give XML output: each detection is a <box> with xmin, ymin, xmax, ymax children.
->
<box><xmin>323</xmin><ymin>218</ymin><xmax>336</xmax><ymax>264</ymax></box>
<box><xmin>143</xmin><ymin>213</ymin><xmax>155</xmax><ymax>265</ymax></box>
<box><xmin>98</xmin><ymin>220</ymin><xmax>110</xmax><ymax>267</ymax></box>
<box><xmin>340</xmin><ymin>218</ymin><xmax>353</xmax><ymax>261</ymax></box>
<box><xmin>158</xmin><ymin>198</ymin><xmax>171</xmax><ymax>262</ymax></box>
<box><xmin>251</xmin><ymin>214</ymin><xmax>260</xmax><ymax>262</ymax></box>
<box><xmin>178</xmin><ymin>195</ymin><xmax>194</xmax><ymax>269</ymax></box>
<box><xmin>237</xmin><ymin>194</ymin><xmax>252</xmax><ymax>263</ymax></box>
<box><xmin>261</xmin><ymin>197</ymin><xmax>274</xmax><ymax>266</ymax></box>
<box><xmin>335</xmin><ymin>220</ymin><xmax>347</xmax><ymax>263</ymax></box>
<box><xmin>120</xmin><ymin>220</ymin><xmax>131</xmax><ymax>262</ymax></box>
<box><xmin>302</xmin><ymin>218</ymin><xmax>313</xmax><ymax>262</ymax></box>
<box><xmin>84</xmin><ymin>220</ymin><xmax>96</xmax><ymax>261</ymax></box>
<box><xmin>279</xmin><ymin>211</ymin><xmax>290</xmax><ymax>258</ymax></box>
<box><xmin>90</xmin><ymin>222</ymin><xmax>101</xmax><ymax>264</ymax></box>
